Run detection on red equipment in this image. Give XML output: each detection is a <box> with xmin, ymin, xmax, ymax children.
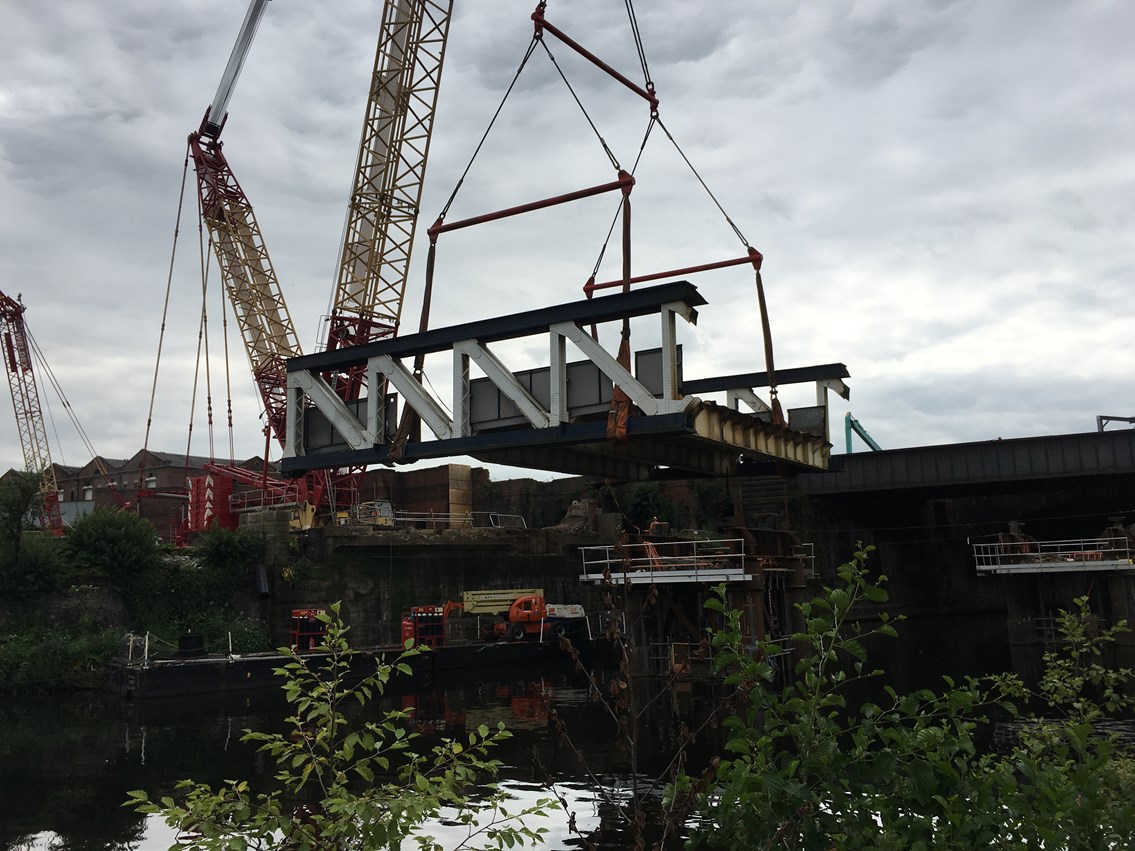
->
<box><xmin>289</xmin><ymin>608</ymin><xmax>328</xmax><ymax>651</ymax></box>
<box><xmin>0</xmin><ymin>290</ymin><xmax>63</xmax><ymax>535</ymax></box>
<box><xmin>178</xmin><ymin>0</ymin><xmax>454</xmax><ymax>531</ymax></box>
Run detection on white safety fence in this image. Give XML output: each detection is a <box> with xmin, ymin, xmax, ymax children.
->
<box><xmin>579</xmin><ymin>538</ymin><xmax>749</xmax><ymax>585</ymax></box>
<box><xmin>974</xmin><ymin>536</ymin><xmax>1133</xmax><ymax>574</ymax></box>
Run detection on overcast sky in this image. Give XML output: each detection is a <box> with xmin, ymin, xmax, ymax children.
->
<box><xmin>0</xmin><ymin>0</ymin><xmax>1132</xmax><ymax>479</ymax></box>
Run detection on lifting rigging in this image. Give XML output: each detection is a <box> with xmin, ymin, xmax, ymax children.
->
<box><xmin>164</xmin><ymin>0</ymin><xmax>783</xmax><ymax>515</ymax></box>
<box><xmin>382</xmin><ymin>0</ymin><xmax>784</xmax><ymax>455</ymax></box>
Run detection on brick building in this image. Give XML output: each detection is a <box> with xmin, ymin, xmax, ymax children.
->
<box><xmin>50</xmin><ymin>449</ymin><xmax>268</xmax><ymax>542</ymax></box>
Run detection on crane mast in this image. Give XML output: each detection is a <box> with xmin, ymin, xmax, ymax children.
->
<box><xmin>0</xmin><ymin>291</ymin><xmax>63</xmax><ymax>535</ymax></box>
<box><xmin>325</xmin><ymin>0</ymin><xmax>453</xmax><ymax>401</ymax></box>
<box><xmin>177</xmin><ymin>0</ymin><xmax>452</xmax><ymax>527</ymax></box>
<box><xmin>188</xmin><ymin>0</ymin><xmax>302</xmax><ymax>447</ymax></box>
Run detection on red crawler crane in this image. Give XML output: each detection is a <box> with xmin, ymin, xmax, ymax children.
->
<box><xmin>0</xmin><ymin>290</ymin><xmax>63</xmax><ymax>535</ymax></box>
<box><xmin>178</xmin><ymin>0</ymin><xmax>453</xmax><ymax>533</ymax></box>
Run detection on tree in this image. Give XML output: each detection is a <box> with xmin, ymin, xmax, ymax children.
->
<box><xmin>190</xmin><ymin>526</ymin><xmax>264</xmax><ymax>575</ymax></box>
<box><xmin>66</xmin><ymin>506</ymin><xmax>160</xmax><ymax>587</ymax></box>
<box><xmin>0</xmin><ymin>470</ymin><xmax>66</xmax><ymax>597</ymax></box>
<box><xmin>127</xmin><ymin>604</ymin><xmax>552</xmax><ymax>850</ymax></box>
<box><xmin>0</xmin><ymin>470</ymin><xmax>44</xmax><ymax>570</ymax></box>
<box><xmin>986</xmin><ymin>597</ymin><xmax>1135</xmax><ymax>848</ymax></box>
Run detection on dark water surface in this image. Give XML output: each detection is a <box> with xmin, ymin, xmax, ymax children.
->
<box><xmin>3</xmin><ymin>611</ymin><xmax>1015</xmax><ymax>850</ymax></box>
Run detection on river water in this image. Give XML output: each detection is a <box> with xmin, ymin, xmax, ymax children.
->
<box><xmin>3</xmin><ymin>612</ymin><xmax>1015</xmax><ymax>850</ymax></box>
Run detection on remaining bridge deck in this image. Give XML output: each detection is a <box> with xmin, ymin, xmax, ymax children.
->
<box><xmin>793</xmin><ymin>430</ymin><xmax>1135</xmax><ymax>494</ymax></box>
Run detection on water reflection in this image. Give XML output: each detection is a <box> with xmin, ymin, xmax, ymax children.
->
<box><xmin>5</xmin><ymin>610</ymin><xmax>1022</xmax><ymax>850</ymax></box>
<box><xmin>5</xmin><ymin>666</ymin><xmax>718</xmax><ymax>849</ymax></box>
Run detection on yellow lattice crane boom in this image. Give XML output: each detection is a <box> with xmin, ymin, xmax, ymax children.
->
<box><xmin>177</xmin><ymin>0</ymin><xmax>454</xmax><ymax>528</ymax></box>
<box><xmin>325</xmin><ymin>0</ymin><xmax>453</xmax><ymax>401</ymax></box>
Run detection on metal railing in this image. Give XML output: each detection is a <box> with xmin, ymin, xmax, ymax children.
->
<box><xmin>580</xmin><ymin>538</ymin><xmax>748</xmax><ymax>584</ymax></box>
<box><xmin>974</xmin><ymin>536</ymin><xmax>1133</xmax><ymax>573</ymax></box>
<box><xmin>394</xmin><ymin>510</ymin><xmax>473</xmax><ymax>529</ymax></box>
<box><xmin>390</xmin><ymin>510</ymin><xmax>529</xmax><ymax>530</ymax></box>
<box><xmin>229</xmin><ymin>487</ymin><xmax>303</xmax><ymax>512</ymax></box>
<box><xmin>794</xmin><ymin>542</ymin><xmax>817</xmax><ymax>578</ymax></box>
<box><xmin>352</xmin><ymin>500</ymin><xmax>394</xmax><ymax>526</ymax></box>
<box><xmin>484</xmin><ymin>512</ymin><xmax>527</xmax><ymax>529</ymax></box>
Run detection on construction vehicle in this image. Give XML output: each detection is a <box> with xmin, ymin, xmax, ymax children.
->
<box><xmin>492</xmin><ymin>594</ymin><xmax>586</xmax><ymax>641</ymax></box>
<box><xmin>176</xmin><ymin>0</ymin><xmax>453</xmax><ymax>533</ymax></box>
<box><xmin>0</xmin><ymin>290</ymin><xmax>62</xmax><ymax>535</ymax></box>
<box><xmin>402</xmin><ymin>588</ymin><xmax>545</xmax><ymax>648</ymax></box>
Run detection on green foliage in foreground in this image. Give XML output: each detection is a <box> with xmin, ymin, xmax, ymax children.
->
<box><xmin>672</xmin><ymin>547</ymin><xmax>1135</xmax><ymax>850</ymax></box>
<box><xmin>125</xmin><ymin>549</ymin><xmax>1135</xmax><ymax>850</ymax></box>
<box><xmin>127</xmin><ymin>603</ymin><xmax>552</xmax><ymax>851</ymax></box>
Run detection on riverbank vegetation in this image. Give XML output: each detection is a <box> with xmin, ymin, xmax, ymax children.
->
<box><xmin>0</xmin><ymin>473</ymin><xmax>270</xmax><ymax>690</ymax></box>
<box><xmin>667</xmin><ymin>548</ymin><xmax>1135</xmax><ymax>849</ymax></box>
<box><xmin>127</xmin><ymin>548</ymin><xmax>1135</xmax><ymax>849</ymax></box>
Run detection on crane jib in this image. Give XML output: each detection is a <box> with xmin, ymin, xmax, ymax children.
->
<box><xmin>203</xmin><ymin>0</ymin><xmax>271</xmax><ymax>139</ymax></box>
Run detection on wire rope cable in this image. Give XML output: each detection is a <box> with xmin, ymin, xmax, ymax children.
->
<box><xmin>538</xmin><ymin>39</ymin><xmax>621</xmax><ymax>171</ymax></box>
<box><xmin>436</xmin><ymin>37</ymin><xmax>540</xmax><ymax>223</ymax></box>
<box><xmin>589</xmin><ymin>117</ymin><xmax>656</xmax><ymax>279</ymax></box>
<box><xmin>183</xmin><ymin>218</ymin><xmax>209</xmax><ymax>476</ymax></box>
<box><xmin>656</xmin><ymin>117</ymin><xmax>749</xmax><ymax>249</ymax></box>
<box><xmin>142</xmin><ymin>146</ymin><xmax>193</xmax><ymax>482</ymax></box>
<box><xmin>218</xmin><ymin>274</ymin><xmax>236</xmax><ymax>463</ymax></box>
<box><xmin>197</xmin><ymin>221</ymin><xmax>216</xmax><ymax>464</ymax></box>
<box><xmin>25</xmin><ymin>329</ymin><xmax>91</xmax><ymax>466</ymax></box>
<box><xmin>624</xmin><ymin>0</ymin><xmax>652</xmax><ymax>91</ymax></box>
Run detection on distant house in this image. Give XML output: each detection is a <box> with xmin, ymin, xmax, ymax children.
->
<box><xmin>13</xmin><ymin>452</ymin><xmax>484</xmax><ymax>542</ymax></box>
<box><xmin>48</xmin><ymin>449</ymin><xmax>270</xmax><ymax>543</ymax></box>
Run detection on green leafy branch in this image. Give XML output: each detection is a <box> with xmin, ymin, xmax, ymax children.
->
<box><xmin>127</xmin><ymin>602</ymin><xmax>552</xmax><ymax>851</ymax></box>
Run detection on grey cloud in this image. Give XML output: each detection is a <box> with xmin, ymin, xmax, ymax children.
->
<box><xmin>0</xmin><ymin>0</ymin><xmax>1133</xmax><ymax>474</ymax></box>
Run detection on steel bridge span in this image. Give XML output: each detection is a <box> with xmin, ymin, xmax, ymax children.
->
<box><xmin>282</xmin><ymin>282</ymin><xmax>848</xmax><ymax>480</ymax></box>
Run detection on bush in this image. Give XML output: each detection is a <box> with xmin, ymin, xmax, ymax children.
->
<box><xmin>0</xmin><ymin>530</ymin><xmax>67</xmax><ymax>599</ymax></box>
<box><xmin>66</xmin><ymin>508</ymin><xmax>160</xmax><ymax>588</ymax></box>
<box><xmin>0</xmin><ymin>621</ymin><xmax>119</xmax><ymax>691</ymax></box>
<box><xmin>118</xmin><ymin>526</ymin><xmax>266</xmax><ymax>644</ymax></box>
<box><xmin>189</xmin><ymin>526</ymin><xmax>263</xmax><ymax>575</ymax></box>
<box><xmin>671</xmin><ymin>548</ymin><xmax>1135</xmax><ymax>849</ymax></box>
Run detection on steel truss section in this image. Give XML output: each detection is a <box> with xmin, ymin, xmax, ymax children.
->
<box><xmin>283</xmin><ymin>282</ymin><xmax>837</xmax><ymax>479</ymax></box>
<box><xmin>285</xmin><ymin>283</ymin><xmax>700</xmax><ymax>459</ymax></box>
